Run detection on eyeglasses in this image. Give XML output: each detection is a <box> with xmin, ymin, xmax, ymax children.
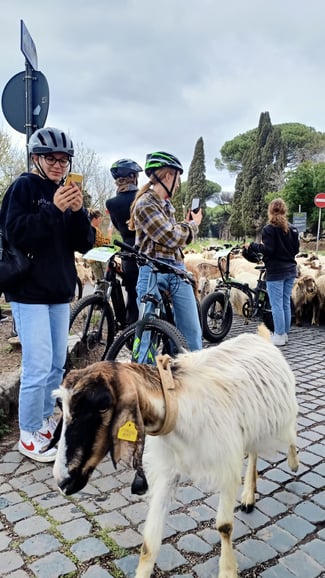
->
<box><xmin>41</xmin><ymin>155</ymin><xmax>71</xmax><ymax>167</ymax></box>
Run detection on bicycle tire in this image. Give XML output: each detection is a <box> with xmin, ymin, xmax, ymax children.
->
<box><xmin>74</xmin><ymin>276</ymin><xmax>83</xmax><ymax>301</ymax></box>
<box><xmin>201</xmin><ymin>290</ymin><xmax>233</xmax><ymax>343</ymax></box>
<box><xmin>106</xmin><ymin>318</ymin><xmax>189</xmax><ymax>363</ymax></box>
<box><xmin>67</xmin><ymin>294</ymin><xmax>115</xmax><ymax>369</ymax></box>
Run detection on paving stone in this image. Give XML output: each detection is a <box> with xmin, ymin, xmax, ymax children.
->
<box><xmin>121</xmin><ymin>501</ymin><xmax>148</xmax><ymax>524</ymax></box>
<box><xmin>300</xmin><ymin>471</ymin><xmax>325</xmax><ymax>489</ymax></box>
<box><xmin>255</xmin><ymin>496</ymin><xmax>287</xmax><ymax>517</ymax></box>
<box><xmin>70</xmin><ymin>537</ymin><xmax>109</xmax><ymax>562</ymax></box>
<box><xmin>278</xmin><ymin>514</ymin><xmax>316</xmax><ymax>539</ymax></box>
<box><xmin>0</xmin><ymin>529</ymin><xmax>11</xmax><ymax>550</ymax></box>
<box><xmin>256</xmin><ymin>524</ymin><xmax>297</xmax><ymax>553</ymax></box>
<box><xmin>175</xmin><ymin>485</ymin><xmax>205</xmax><ymax>503</ymax></box>
<box><xmin>177</xmin><ymin>533</ymin><xmax>212</xmax><ymax>554</ymax></box>
<box><xmin>47</xmin><ymin>502</ymin><xmax>84</xmax><ymax>522</ymax></box>
<box><xmin>167</xmin><ymin>512</ymin><xmax>198</xmax><ymax>532</ymax></box>
<box><xmin>235</xmin><ymin>507</ymin><xmax>270</xmax><ymax>529</ymax></box>
<box><xmin>95</xmin><ymin>510</ymin><xmax>129</xmax><ymax>529</ymax></box>
<box><xmin>20</xmin><ymin>533</ymin><xmax>61</xmax><ymax>556</ymax></box>
<box><xmin>0</xmin><ymin>550</ymin><xmax>24</xmax><ymax>573</ymax></box>
<box><xmin>28</xmin><ymin>551</ymin><xmax>76</xmax><ymax>578</ymax></box>
<box><xmin>261</xmin><ymin>564</ymin><xmax>300</xmax><ymax>578</ymax></box>
<box><xmin>301</xmin><ymin>538</ymin><xmax>325</xmax><ymax>566</ymax></box>
<box><xmin>280</xmin><ymin>549</ymin><xmax>324</xmax><ymax>578</ymax></box>
<box><xmin>294</xmin><ymin>501</ymin><xmax>325</xmax><ymax>524</ymax></box>
<box><xmin>193</xmin><ymin>554</ymin><xmax>222</xmax><ymax>578</ymax></box>
<box><xmin>3</xmin><ymin>571</ymin><xmax>30</xmax><ymax>578</ymax></box>
<box><xmin>109</xmin><ymin>527</ymin><xmax>143</xmax><ymax>548</ymax></box>
<box><xmin>114</xmin><ymin>553</ymin><xmax>139</xmax><ymax>577</ymax></box>
<box><xmin>156</xmin><ymin>543</ymin><xmax>188</xmax><ymax>572</ymax></box>
<box><xmin>236</xmin><ymin>538</ymin><xmax>277</xmax><ymax>564</ymax></box>
<box><xmin>14</xmin><ymin>515</ymin><xmax>51</xmax><ymax>536</ymax></box>
<box><xmin>57</xmin><ymin>517</ymin><xmax>92</xmax><ymax>540</ymax></box>
<box><xmin>2</xmin><ymin>502</ymin><xmax>35</xmax><ymax>523</ymax></box>
<box><xmin>22</xmin><ymin>482</ymin><xmax>50</xmax><ymax>498</ymax></box>
<box><xmin>81</xmin><ymin>566</ymin><xmax>114</xmax><ymax>577</ymax></box>
<box><xmin>275</xmin><ymin>490</ymin><xmax>301</xmax><ymax>506</ymax></box>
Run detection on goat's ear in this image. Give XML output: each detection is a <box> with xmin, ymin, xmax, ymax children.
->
<box><xmin>108</xmin><ymin>393</ymin><xmax>145</xmax><ymax>470</ymax></box>
<box><xmin>72</xmin><ymin>376</ymin><xmax>112</xmax><ymax>415</ymax></box>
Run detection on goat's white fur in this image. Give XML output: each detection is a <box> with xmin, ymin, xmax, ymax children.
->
<box><xmin>136</xmin><ymin>333</ymin><xmax>298</xmax><ymax>578</ymax></box>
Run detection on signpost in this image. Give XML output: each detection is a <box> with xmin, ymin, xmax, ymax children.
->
<box><xmin>314</xmin><ymin>193</ymin><xmax>325</xmax><ymax>254</ymax></box>
<box><xmin>1</xmin><ymin>20</ymin><xmax>49</xmax><ymax>170</ymax></box>
<box><xmin>293</xmin><ymin>212</ymin><xmax>307</xmax><ymax>234</ymax></box>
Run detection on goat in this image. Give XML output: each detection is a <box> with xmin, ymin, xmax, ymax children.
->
<box><xmin>53</xmin><ymin>330</ymin><xmax>299</xmax><ymax>578</ymax></box>
<box><xmin>291</xmin><ymin>274</ymin><xmax>319</xmax><ymax>325</ymax></box>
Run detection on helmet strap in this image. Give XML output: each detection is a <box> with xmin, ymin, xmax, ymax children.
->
<box><xmin>152</xmin><ymin>170</ymin><xmax>177</xmax><ymax>198</ymax></box>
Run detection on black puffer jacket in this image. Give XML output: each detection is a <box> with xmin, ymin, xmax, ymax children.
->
<box><xmin>249</xmin><ymin>223</ymin><xmax>299</xmax><ymax>281</ymax></box>
<box><xmin>106</xmin><ymin>189</ymin><xmax>136</xmax><ymax>245</ymax></box>
<box><xmin>0</xmin><ymin>172</ymin><xmax>94</xmax><ymax>303</ymax></box>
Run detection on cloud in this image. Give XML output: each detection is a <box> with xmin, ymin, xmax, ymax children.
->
<box><xmin>1</xmin><ymin>0</ymin><xmax>325</xmax><ymax>190</ymax></box>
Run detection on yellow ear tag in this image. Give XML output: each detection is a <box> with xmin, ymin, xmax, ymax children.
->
<box><xmin>117</xmin><ymin>421</ymin><xmax>138</xmax><ymax>442</ymax></box>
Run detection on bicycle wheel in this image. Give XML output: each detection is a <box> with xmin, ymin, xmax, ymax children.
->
<box><xmin>201</xmin><ymin>290</ymin><xmax>233</xmax><ymax>343</ymax></box>
<box><xmin>106</xmin><ymin>318</ymin><xmax>189</xmax><ymax>363</ymax></box>
<box><xmin>67</xmin><ymin>294</ymin><xmax>115</xmax><ymax>369</ymax></box>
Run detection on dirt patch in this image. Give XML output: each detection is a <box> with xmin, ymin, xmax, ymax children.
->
<box><xmin>0</xmin><ymin>302</ymin><xmax>21</xmax><ymax>376</ymax></box>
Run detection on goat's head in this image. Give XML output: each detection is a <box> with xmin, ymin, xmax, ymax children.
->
<box><xmin>52</xmin><ymin>362</ymin><xmax>146</xmax><ymax>496</ymax></box>
<box><xmin>298</xmin><ymin>275</ymin><xmax>318</xmax><ymax>298</ymax></box>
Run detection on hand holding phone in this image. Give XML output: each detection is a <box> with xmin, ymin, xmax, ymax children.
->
<box><xmin>65</xmin><ymin>173</ymin><xmax>83</xmax><ymax>189</ymax></box>
<box><xmin>191</xmin><ymin>198</ymin><xmax>200</xmax><ymax>214</ymax></box>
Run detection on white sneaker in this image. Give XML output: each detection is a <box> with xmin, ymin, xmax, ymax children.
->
<box><xmin>39</xmin><ymin>416</ymin><xmax>58</xmax><ymax>441</ymax></box>
<box><xmin>272</xmin><ymin>333</ymin><xmax>286</xmax><ymax>346</ymax></box>
<box><xmin>284</xmin><ymin>333</ymin><xmax>289</xmax><ymax>343</ymax></box>
<box><xmin>18</xmin><ymin>430</ymin><xmax>57</xmax><ymax>463</ymax></box>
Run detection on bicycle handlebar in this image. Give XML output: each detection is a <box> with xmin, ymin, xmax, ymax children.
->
<box><xmin>114</xmin><ymin>240</ymin><xmax>193</xmax><ymax>283</ymax></box>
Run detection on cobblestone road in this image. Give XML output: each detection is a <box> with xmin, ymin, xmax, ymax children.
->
<box><xmin>0</xmin><ymin>319</ymin><xmax>324</xmax><ymax>578</ymax></box>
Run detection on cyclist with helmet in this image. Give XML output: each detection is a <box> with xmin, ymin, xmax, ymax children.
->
<box><xmin>0</xmin><ymin>127</ymin><xmax>94</xmax><ymax>462</ymax></box>
<box><xmin>106</xmin><ymin>159</ymin><xmax>143</xmax><ymax>323</ymax></box>
<box><xmin>128</xmin><ymin>151</ymin><xmax>202</xmax><ymax>356</ymax></box>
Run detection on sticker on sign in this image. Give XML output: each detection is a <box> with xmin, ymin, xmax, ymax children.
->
<box><xmin>314</xmin><ymin>192</ymin><xmax>325</xmax><ymax>208</ymax></box>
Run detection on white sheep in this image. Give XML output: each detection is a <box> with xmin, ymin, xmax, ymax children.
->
<box><xmin>53</xmin><ymin>328</ymin><xmax>299</xmax><ymax>578</ymax></box>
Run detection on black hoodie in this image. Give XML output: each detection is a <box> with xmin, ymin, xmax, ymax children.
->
<box><xmin>0</xmin><ymin>172</ymin><xmax>94</xmax><ymax>303</ymax></box>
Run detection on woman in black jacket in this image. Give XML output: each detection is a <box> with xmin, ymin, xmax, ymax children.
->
<box><xmin>248</xmin><ymin>198</ymin><xmax>299</xmax><ymax>346</ymax></box>
<box><xmin>0</xmin><ymin>127</ymin><xmax>94</xmax><ymax>462</ymax></box>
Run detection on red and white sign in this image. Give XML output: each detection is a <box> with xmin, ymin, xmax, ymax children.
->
<box><xmin>314</xmin><ymin>192</ymin><xmax>325</xmax><ymax>208</ymax></box>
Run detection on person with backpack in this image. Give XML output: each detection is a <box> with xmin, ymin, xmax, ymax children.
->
<box><xmin>0</xmin><ymin>127</ymin><xmax>94</xmax><ymax>462</ymax></box>
<box><xmin>106</xmin><ymin>159</ymin><xmax>143</xmax><ymax>323</ymax></box>
<box><xmin>246</xmin><ymin>198</ymin><xmax>299</xmax><ymax>346</ymax></box>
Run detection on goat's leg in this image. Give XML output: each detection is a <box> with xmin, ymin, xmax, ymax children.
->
<box><xmin>135</xmin><ymin>475</ymin><xmax>177</xmax><ymax>578</ymax></box>
<box><xmin>216</xmin><ymin>480</ymin><xmax>239</xmax><ymax>578</ymax></box>
<box><xmin>287</xmin><ymin>423</ymin><xmax>299</xmax><ymax>472</ymax></box>
<box><xmin>240</xmin><ymin>452</ymin><xmax>257</xmax><ymax>513</ymax></box>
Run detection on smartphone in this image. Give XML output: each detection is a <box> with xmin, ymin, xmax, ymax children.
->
<box><xmin>65</xmin><ymin>173</ymin><xmax>83</xmax><ymax>188</ymax></box>
<box><xmin>191</xmin><ymin>198</ymin><xmax>200</xmax><ymax>213</ymax></box>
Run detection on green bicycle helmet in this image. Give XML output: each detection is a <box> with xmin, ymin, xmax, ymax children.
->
<box><xmin>28</xmin><ymin>127</ymin><xmax>74</xmax><ymax>156</ymax></box>
<box><xmin>144</xmin><ymin>152</ymin><xmax>183</xmax><ymax>177</ymax></box>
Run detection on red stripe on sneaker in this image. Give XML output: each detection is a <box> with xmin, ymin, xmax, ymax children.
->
<box><xmin>40</xmin><ymin>430</ymin><xmax>52</xmax><ymax>439</ymax></box>
<box><xmin>21</xmin><ymin>441</ymin><xmax>35</xmax><ymax>451</ymax></box>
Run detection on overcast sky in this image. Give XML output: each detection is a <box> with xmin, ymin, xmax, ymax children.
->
<box><xmin>1</xmin><ymin>0</ymin><xmax>325</xmax><ymax>190</ymax></box>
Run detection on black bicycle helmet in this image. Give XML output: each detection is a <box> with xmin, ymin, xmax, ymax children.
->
<box><xmin>144</xmin><ymin>152</ymin><xmax>183</xmax><ymax>177</ymax></box>
<box><xmin>110</xmin><ymin>159</ymin><xmax>143</xmax><ymax>179</ymax></box>
<box><xmin>28</xmin><ymin>127</ymin><xmax>74</xmax><ymax>156</ymax></box>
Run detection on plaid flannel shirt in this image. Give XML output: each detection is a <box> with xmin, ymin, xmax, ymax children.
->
<box><xmin>134</xmin><ymin>189</ymin><xmax>198</xmax><ymax>261</ymax></box>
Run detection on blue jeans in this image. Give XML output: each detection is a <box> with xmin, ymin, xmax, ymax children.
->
<box><xmin>266</xmin><ymin>276</ymin><xmax>296</xmax><ymax>335</ymax></box>
<box><xmin>136</xmin><ymin>263</ymin><xmax>202</xmax><ymax>362</ymax></box>
<box><xmin>10</xmin><ymin>302</ymin><xmax>70</xmax><ymax>432</ymax></box>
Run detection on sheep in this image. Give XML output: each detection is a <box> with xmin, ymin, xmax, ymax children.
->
<box><xmin>53</xmin><ymin>328</ymin><xmax>299</xmax><ymax>578</ymax></box>
<box><xmin>315</xmin><ymin>274</ymin><xmax>325</xmax><ymax>325</ymax></box>
<box><xmin>291</xmin><ymin>274</ymin><xmax>319</xmax><ymax>326</ymax></box>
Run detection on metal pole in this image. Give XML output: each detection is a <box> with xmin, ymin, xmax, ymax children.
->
<box><xmin>315</xmin><ymin>208</ymin><xmax>322</xmax><ymax>255</ymax></box>
<box><xmin>24</xmin><ymin>60</ymin><xmax>34</xmax><ymax>172</ymax></box>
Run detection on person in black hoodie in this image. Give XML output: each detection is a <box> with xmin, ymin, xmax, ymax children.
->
<box><xmin>247</xmin><ymin>198</ymin><xmax>299</xmax><ymax>346</ymax></box>
<box><xmin>106</xmin><ymin>159</ymin><xmax>143</xmax><ymax>323</ymax></box>
<box><xmin>0</xmin><ymin>127</ymin><xmax>94</xmax><ymax>462</ymax></box>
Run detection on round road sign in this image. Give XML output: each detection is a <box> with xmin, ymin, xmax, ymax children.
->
<box><xmin>314</xmin><ymin>192</ymin><xmax>325</xmax><ymax>208</ymax></box>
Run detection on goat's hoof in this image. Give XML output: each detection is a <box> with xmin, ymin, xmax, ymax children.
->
<box><xmin>240</xmin><ymin>502</ymin><xmax>254</xmax><ymax>513</ymax></box>
<box><xmin>131</xmin><ymin>471</ymin><xmax>149</xmax><ymax>495</ymax></box>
